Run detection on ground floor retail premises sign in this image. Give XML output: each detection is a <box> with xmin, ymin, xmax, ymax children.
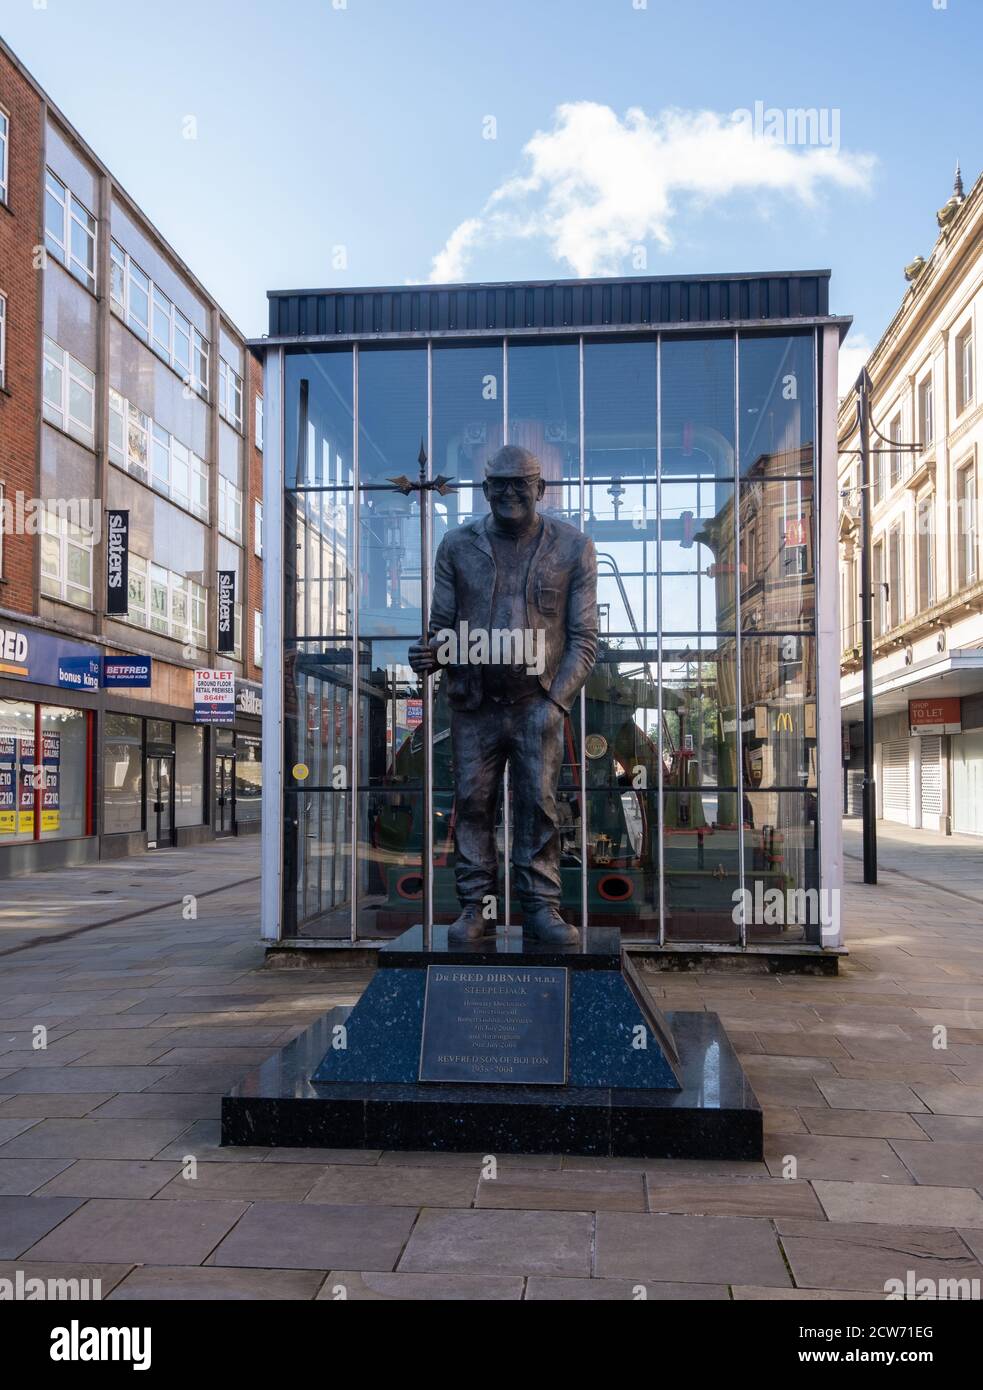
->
<box><xmin>194</xmin><ymin>669</ymin><xmax>235</xmax><ymax>725</ymax></box>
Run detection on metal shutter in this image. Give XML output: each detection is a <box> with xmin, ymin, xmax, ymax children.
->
<box><xmin>920</xmin><ymin>736</ymin><xmax>942</xmax><ymax>818</ymax></box>
<box><xmin>882</xmin><ymin>739</ymin><xmax>909</xmax><ymax>824</ymax></box>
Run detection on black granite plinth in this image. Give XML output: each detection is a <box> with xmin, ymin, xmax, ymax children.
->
<box><xmin>383</xmin><ymin>923</ymin><xmax>622</xmax><ymax>970</ymax></box>
<box><xmin>223</xmin><ymin>1008</ymin><xmax>761</xmax><ymax>1160</ymax></box>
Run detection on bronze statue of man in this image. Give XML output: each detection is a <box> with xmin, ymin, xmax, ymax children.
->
<box><xmin>409</xmin><ymin>445</ymin><xmax>598</xmax><ymax>944</ymax></box>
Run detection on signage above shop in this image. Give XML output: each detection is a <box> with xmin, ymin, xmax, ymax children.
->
<box><xmin>106</xmin><ymin>510</ymin><xmax>129</xmax><ymax>616</ymax></box>
<box><xmin>235</xmin><ymin>682</ymin><xmax>262</xmax><ymax>718</ymax></box>
<box><xmin>909</xmin><ymin>697</ymin><xmax>961</xmax><ymax>736</ymax></box>
<box><xmin>102</xmin><ymin>657</ymin><xmax>152</xmax><ymax>689</ymax></box>
<box><xmin>217</xmin><ymin>572</ymin><xmax>235</xmax><ymax>654</ymax></box>
<box><xmin>194</xmin><ymin>669</ymin><xmax>235</xmax><ymax>725</ymax></box>
<box><xmin>0</xmin><ymin>623</ymin><xmax>155</xmax><ymax>692</ymax></box>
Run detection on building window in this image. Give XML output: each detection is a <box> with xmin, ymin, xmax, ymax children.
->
<box><xmin>253</xmin><ymin>499</ymin><xmax>263</xmax><ymax>558</ymax></box>
<box><xmin>40</xmin><ymin>506</ymin><xmax>94</xmax><ymax>608</ymax></box>
<box><xmin>0</xmin><ymin>292</ymin><xmax>6</xmax><ymax>390</ymax></box>
<box><xmin>888</xmin><ymin>524</ymin><xmax>904</xmax><ymax>629</ymax></box>
<box><xmin>253</xmin><ymin>609</ymin><xmax>263</xmax><ymax>667</ymax></box>
<box><xmin>255</xmin><ymin>395</ymin><xmax>264</xmax><ymax>450</ymax></box>
<box><xmin>956</xmin><ymin>324</ymin><xmax>975</xmax><ymax>415</ymax></box>
<box><xmin>917</xmin><ymin>495</ymin><xmax>935</xmax><ymax>610</ymax></box>
<box><xmin>103</xmin><ymin>712</ymin><xmax>143</xmax><ymax>834</ymax></box>
<box><xmin>872</xmin><ymin>539</ymin><xmax>885</xmax><ymax>638</ymax></box>
<box><xmin>43</xmin><ymin>338</ymin><xmax>95</xmax><ymax>447</ymax></box>
<box><xmin>956</xmin><ymin>462</ymin><xmax>978</xmax><ymax>589</ymax></box>
<box><xmin>218</xmin><ymin>475</ymin><xmax>243</xmax><ymax>541</ymax></box>
<box><xmin>44</xmin><ymin>170</ymin><xmax>97</xmax><ymax>292</ymax></box>
<box><xmin>219</xmin><ymin>357</ymin><xmax>244</xmax><ymax>430</ymax></box>
<box><xmin>108</xmin><ymin>389</ymin><xmax>208</xmax><ymax>519</ymax></box>
<box><xmin>125</xmin><ymin>554</ymin><xmax>207</xmax><ymax>647</ymax></box>
<box><xmin>889</xmin><ymin>414</ymin><xmax>902</xmax><ymax>488</ymax></box>
<box><xmin>918</xmin><ymin>373</ymin><xmax>934</xmax><ymax>448</ymax></box>
<box><xmin>0</xmin><ymin>109</ymin><xmax>8</xmax><ymax>205</ymax></box>
<box><xmin>109</xmin><ymin>240</ymin><xmax>209</xmax><ymax>397</ymax></box>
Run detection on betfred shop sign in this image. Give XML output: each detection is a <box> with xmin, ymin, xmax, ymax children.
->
<box><xmin>909</xmin><ymin>697</ymin><xmax>961</xmax><ymax>735</ymax></box>
<box><xmin>194</xmin><ymin>669</ymin><xmax>235</xmax><ymax>725</ymax></box>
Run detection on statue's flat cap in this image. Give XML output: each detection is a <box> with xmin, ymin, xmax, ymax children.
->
<box><xmin>484</xmin><ymin>445</ymin><xmax>542</xmax><ymax>479</ymax></box>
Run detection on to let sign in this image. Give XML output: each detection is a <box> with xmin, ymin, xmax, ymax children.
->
<box><xmin>909</xmin><ymin>697</ymin><xmax>961</xmax><ymax>735</ymax></box>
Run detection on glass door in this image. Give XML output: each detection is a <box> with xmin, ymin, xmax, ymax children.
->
<box><xmin>146</xmin><ymin>754</ymin><xmax>174</xmax><ymax>849</ymax></box>
<box><xmin>214</xmin><ymin>754</ymin><xmax>236</xmax><ymax>836</ymax></box>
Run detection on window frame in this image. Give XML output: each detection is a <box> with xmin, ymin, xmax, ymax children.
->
<box><xmin>109</xmin><ymin>240</ymin><xmax>209</xmax><ymax>397</ymax></box>
<box><xmin>39</xmin><ymin>505</ymin><xmax>94</xmax><ymax>609</ymax></box>
<box><xmin>918</xmin><ymin>371</ymin><xmax>934</xmax><ymax>448</ymax></box>
<box><xmin>0</xmin><ymin>107</ymin><xmax>8</xmax><ymax>206</ymax></box>
<box><xmin>253</xmin><ymin>498</ymin><xmax>263</xmax><ymax>558</ymax></box>
<box><xmin>219</xmin><ymin>357</ymin><xmax>244</xmax><ymax>430</ymax></box>
<box><xmin>956</xmin><ymin>322</ymin><xmax>975</xmax><ymax>416</ymax></box>
<box><xmin>0</xmin><ymin>291</ymin><xmax>6</xmax><ymax>391</ymax></box>
<box><xmin>44</xmin><ymin>169</ymin><xmax>97</xmax><ymax>292</ymax></box>
<box><xmin>42</xmin><ymin>337</ymin><xmax>95</xmax><ymax>447</ymax></box>
<box><xmin>956</xmin><ymin>458</ymin><xmax>978</xmax><ymax>590</ymax></box>
<box><xmin>126</xmin><ymin>552</ymin><xmax>207</xmax><ymax>647</ymax></box>
<box><xmin>108</xmin><ymin>388</ymin><xmax>209</xmax><ymax>519</ymax></box>
<box><xmin>218</xmin><ymin>474</ymin><xmax>243</xmax><ymax>542</ymax></box>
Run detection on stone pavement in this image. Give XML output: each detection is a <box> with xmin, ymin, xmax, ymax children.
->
<box><xmin>843</xmin><ymin>817</ymin><xmax>983</xmax><ymax>905</ymax></box>
<box><xmin>2</xmin><ymin>830</ymin><xmax>983</xmax><ymax>1300</ymax></box>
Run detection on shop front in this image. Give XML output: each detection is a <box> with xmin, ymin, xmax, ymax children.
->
<box><xmin>255</xmin><ymin>272</ymin><xmax>847</xmax><ymax>953</ymax></box>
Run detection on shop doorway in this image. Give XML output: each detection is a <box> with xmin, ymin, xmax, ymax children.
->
<box><xmin>214</xmin><ymin>754</ymin><xmax>236</xmax><ymax>836</ymax></box>
<box><xmin>146</xmin><ymin>755</ymin><xmax>175</xmax><ymax>849</ymax></box>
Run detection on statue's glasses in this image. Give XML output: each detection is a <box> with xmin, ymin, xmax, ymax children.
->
<box><xmin>486</xmin><ymin>477</ymin><xmax>537</xmax><ymax>497</ymax></box>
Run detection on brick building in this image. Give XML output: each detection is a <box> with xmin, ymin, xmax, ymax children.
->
<box><xmin>0</xmin><ymin>39</ymin><xmax>263</xmax><ymax>874</ymax></box>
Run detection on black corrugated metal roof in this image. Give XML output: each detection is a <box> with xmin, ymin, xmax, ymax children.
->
<box><xmin>264</xmin><ymin>271</ymin><xmax>834</xmax><ymax>341</ymax></box>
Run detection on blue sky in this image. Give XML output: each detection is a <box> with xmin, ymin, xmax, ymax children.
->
<box><xmin>2</xmin><ymin>0</ymin><xmax>978</xmax><ymax>377</ymax></box>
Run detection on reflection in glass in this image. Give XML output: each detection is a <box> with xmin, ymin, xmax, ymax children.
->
<box><xmin>739</xmin><ymin>480</ymin><xmax>815</xmax><ymax>632</ymax></box>
<box><xmin>661</xmin><ymin>336</ymin><xmax>735</xmax><ymax>479</ymax></box>
<box><xmin>739</xmin><ymin>333</ymin><xmax>814</xmax><ymax>477</ymax></box>
<box><xmin>358</xmin><ymin>347</ymin><xmax>427</xmax><ymax>636</ymax></box>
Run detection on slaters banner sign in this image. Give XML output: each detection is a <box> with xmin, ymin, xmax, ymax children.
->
<box><xmin>106</xmin><ymin>510</ymin><xmax>129</xmax><ymax>615</ymax></box>
<box><xmin>217</xmin><ymin>570</ymin><xmax>235</xmax><ymax>653</ymax></box>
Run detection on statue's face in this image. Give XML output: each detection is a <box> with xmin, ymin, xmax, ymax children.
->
<box><xmin>483</xmin><ymin>474</ymin><xmax>545</xmax><ymax>530</ymax></box>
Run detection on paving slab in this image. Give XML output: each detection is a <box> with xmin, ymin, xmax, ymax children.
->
<box><xmin>34</xmin><ymin>1160</ymin><xmax>182</xmax><ymax>1199</ymax></box>
<box><xmin>764</xmin><ymin>1134</ymin><xmax>915</xmax><ymax>1183</ymax></box>
<box><xmin>209</xmin><ymin>1201</ymin><xmax>417</xmax><ymax>1272</ymax></box>
<box><xmin>317</xmin><ymin>1270</ymin><xmax>523</xmax><ymax>1300</ymax></box>
<box><xmin>399</xmin><ymin>1208</ymin><xmax>592</xmax><ymax>1277</ymax></box>
<box><xmin>23</xmin><ymin>1197</ymin><xmax>248</xmax><ymax>1265</ymax></box>
<box><xmin>0</xmin><ymin>1194</ymin><xmax>84</xmax><ymax>1258</ymax></box>
<box><xmin>0</xmin><ymin>1157</ymin><xmax>75</xmax><ymax>1196</ymax></box>
<box><xmin>109</xmin><ymin>1265</ymin><xmax>327</xmax><ymax>1300</ymax></box>
<box><xmin>813</xmin><ymin>1179</ymin><xmax>983</xmax><ymax>1227</ymax></box>
<box><xmin>594</xmin><ymin>1212</ymin><xmax>790</xmax><ymax>1286</ymax></box>
<box><xmin>525</xmin><ymin>1276</ymin><xmax>730</xmax><ymax>1300</ymax></box>
<box><xmin>777</xmin><ymin>1218</ymin><xmax>983</xmax><ymax>1292</ymax></box>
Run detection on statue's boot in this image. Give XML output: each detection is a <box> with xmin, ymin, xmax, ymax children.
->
<box><xmin>447</xmin><ymin>904</ymin><xmax>497</xmax><ymax>943</ymax></box>
<box><xmin>522</xmin><ymin>904</ymin><xmax>580</xmax><ymax>945</ymax></box>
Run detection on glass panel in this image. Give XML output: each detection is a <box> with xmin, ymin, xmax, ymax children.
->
<box><xmin>283</xmin><ymin>637</ymin><xmax>354</xmax><ymax>936</ymax></box>
<box><xmin>357</xmin><ymin>347</ymin><xmax>427</xmax><ymax>637</ymax></box>
<box><xmin>235</xmin><ymin>736</ymin><xmax>262</xmax><ymax>824</ymax></box>
<box><xmin>102</xmin><ymin>713</ymin><xmax>142</xmax><ymax>833</ymax></box>
<box><xmin>0</xmin><ymin>700</ymin><xmax>37</xmax><ymax>845</ymax></box>
<box><xmin>661</xmin><ymin>336</ymin><xmax>735</xmax><ymax>479</ymax></box>
<box><xmin>739</xmin><ymin>332</ymin><xmax>814</xmax><ymax>477</ymax></box>
<box><xmin>284</xmin><ymin>349</ymin><xmax>355</xmax><ymax>640</ymax></box>
<box><xmin>175</xmin><ymin>723</ymin><xmax>203</xmax><ymax>827</ymax></box>
<box><xmin>39</xmin><ymin>706</ymin><xmax>88</xmax><ymax>840</ymax></box>
<box><xmin>739</xmin><ymin>478</ymin><xmax>815</xmax><ymax>632</ymax></box>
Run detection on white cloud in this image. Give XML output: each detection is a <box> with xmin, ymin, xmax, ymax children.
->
<box><xmin>838</xmin><ymin>331</ymin><xmax>873</xmax><ymax>400</ymax></box>
<box><xmin>427</xmin><ymin>101</ymin><xmax>875</xmax><ymax>283</ymax></box>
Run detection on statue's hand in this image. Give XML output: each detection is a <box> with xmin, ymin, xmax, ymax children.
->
<box><xmin>408</xmin><ymin>639</ymin><xmax>439</xmax><ymax>676</ymax></box>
